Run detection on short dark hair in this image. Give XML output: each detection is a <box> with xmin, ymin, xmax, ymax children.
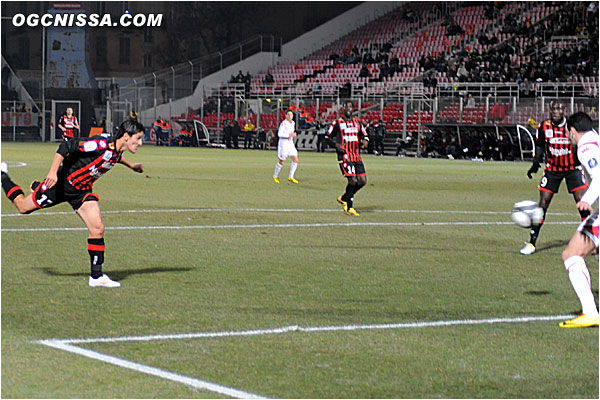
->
<box><xmin>567</xmin><ymin>112</ymin><xmax>594</xmax><ymax>133</ymax></box>
<box><xmin>285</xmin><ymin>109</ymin><xmax>294</xmax><ymax>114</ymax></box>
<box><xmin>343</xmin><ymin>100</ymin><xmax>353</xmax><ymax>107</ymax></box>
<box><xmin>116</xmin><ymin>119</ymin><xmax>145</xmax><ymax>139</ymax></box>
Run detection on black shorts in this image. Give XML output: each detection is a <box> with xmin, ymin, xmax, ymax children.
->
<box><xmin>339</xmin><ymin>160</ymin><xmax>366</xmax><ymax>177</ymax></box>
<box><xmin>32</xmin><ymin>180</ymin><xmax>99</xmax><ymax>211</ymax></box>
<box><xmin>539</xmin><ymin>168</ymin><xmax>588</xmax><ymax>194</ymax></box>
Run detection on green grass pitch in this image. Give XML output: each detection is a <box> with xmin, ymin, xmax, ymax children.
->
<box><xmin>1</xmin><ymin>142</ymin><xmax>598</xmax><ymax>398</ymax></box>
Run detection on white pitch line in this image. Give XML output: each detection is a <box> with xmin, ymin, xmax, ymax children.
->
<box><xmin>36</xmin><ymin>314</ymin><xmax>574</xmax><ymax>398</ymax></box>
<box><xmin>38</xmin><ymin>314</ymin><xmax>576</xmax><ymax>345</ymax></box>
<box><xmin>1</xmin><ymin>207</ymin><xmax>577</xmax><ymax>218</ymax></box>
<box><xmin>37</xmin><ymin>340</ymin><xmax>267</xmax><ymax>399</ymax></box>
<box><xmin>2</xmin><ymin>220</ymin><xmax>579</xmax><ymax>233</ymax></box>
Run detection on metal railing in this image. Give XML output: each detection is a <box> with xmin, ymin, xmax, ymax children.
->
<box><xmin>109</xmin><ymin>34</ymin><xmax>282</xmax><ymax>110</ymax></box>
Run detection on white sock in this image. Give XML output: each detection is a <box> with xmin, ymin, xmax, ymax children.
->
<box><xmin>274</xmin><ymin>163</ymin><xmax>283</xmax><ymax>178</ymax></box>
<box><xmin>564</xmin><ymin>256</ymin><xmax>599</xmax><ymax>316</ymax></box>
<box><xmin>289</xmin><ymin>162</ymin><xmax>298</xmax><ymax>178</ymax></box>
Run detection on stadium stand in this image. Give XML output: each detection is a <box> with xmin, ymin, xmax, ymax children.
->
<box><xmin>139</xmin><ymin>2</ymin><xmax>599</xmax><ymax>157</ymax></box>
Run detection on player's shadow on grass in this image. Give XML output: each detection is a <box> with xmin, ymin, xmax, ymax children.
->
<box><xmin>38</xmin><ymin>266</ymin><xmax>192</xmax><ymax>281</ymax></box>
<box><xmin>533</xmin><ymin>240</ymin><xmax>569</xmax><ymax>252</ymax></box>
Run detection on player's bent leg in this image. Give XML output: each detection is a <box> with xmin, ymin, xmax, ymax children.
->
<box><xmin>559</xmin><ymin>232</ymin><xmax>598</xmax><ymax>327</ymax></box>
<box><xmin>12</xmin><ymin>194</ymin><xmax>39</xmax><ymax>214</ymax></box>
<box><xmin>76</xmin><ymin>200</ymin><xmax>105</xmax><ymax>238</ymax></box>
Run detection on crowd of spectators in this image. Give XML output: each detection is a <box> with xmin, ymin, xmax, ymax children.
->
<box><xmin>329</xmin><ymin>41</ymin><xmax>405</xmax><ymax>83</ymax></box>
<box><xmin>322</xmin><ymin>2</ymin><xmax>598</xmax><ymax>97</ymax></box>
<box><xmin>228</xmin><ymin>70</ymin><xmax>252</xmax><ymax>96</ymax></box>
<box><xmin>417</xmin><ymin>1</ymin><xmax>598</xmax><ymax>92</ymax></box>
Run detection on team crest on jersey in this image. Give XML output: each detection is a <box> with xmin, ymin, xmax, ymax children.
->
<box><xmin>102</xmin><ymin>151</ymin><xmax>113</xmax><ymax>161</ymax></box>
<box><xmin>98</xmin><ymin>140</ymin><xmax>107</xmax><ymax>149</ymax></box>
<box><xmin>589</xmin><ymin>158</ymin><xmax>598</xmax><ymax>168</ymax></box>
<box><xmin>82</xmin><ymin>141</ymin><xmax>98</xmax><ymax>152</ymax></box>
<box><xmin>545</xmin><ymin>129</ymin><xmax>554</xmax><ymax>138</ymax></box>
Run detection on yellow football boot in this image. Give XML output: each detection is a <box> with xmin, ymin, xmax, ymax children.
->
<box><xmin>559</xmin><ymin>314</ymin><xmax>599</xmax><ymax>328</ymax></box>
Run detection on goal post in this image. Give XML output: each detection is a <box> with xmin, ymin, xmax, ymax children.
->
<box><xmin>51</xmin><ymin>100</ymin><xmax>81</xmax><ymax>142</ymax></box>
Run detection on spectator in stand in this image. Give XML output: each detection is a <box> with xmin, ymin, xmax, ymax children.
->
<box><xmin>243</xmin><ymin>119</ymin><xmax>255</xmax><ymax>149</ymax></box>
<box><xmin>235</xmin><ymin>70</ymin><xmax>245</xmax><ymax>83</ymax></box>
<box><xmin>465</xmin><ymin>94</ymin><xmax>476</xmax><ymax>109</ymax></box>
<box><xmin>359</xmin><ymin>64</ymin><xmax>371</xmax><ymax>78</ymax></box>
<box><xmin>263</xmin><ymin>72</ymin><xmax>274</xmax><ymax>84</ymax></box>
<box><xmin>379</xmin><ymin>62</ymin><xmax>390</xmax><ymax>81</ymax></box>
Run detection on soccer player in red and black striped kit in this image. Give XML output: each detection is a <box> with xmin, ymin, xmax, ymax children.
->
<box><xmin>522</xmin><ymin>100</ymin><xmax>590</xmax><ymax>255</ymax></box>
<box><xmin>58</xmin><ymin>107</ymin><xmax>80</xmax><ymax>140</ymax></box>
<box><xmin>327</xmin><ymin>100</ymin><xmax>369</xmax><ymax>216</ymax></box>
<box><xmin>1</xmin><ymin>119</ymin><xmax>145</xmax><ymax>287</ymax></box>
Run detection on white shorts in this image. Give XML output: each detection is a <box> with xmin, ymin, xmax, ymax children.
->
<box><xmin>277</xmin><ymin>138</ymin><xmax>298</xmax><ymax>161</ymax></box>
<box><xmin>577</xmin><ymin>209</ymin><xmax>599</xmax><ymax>248</ymax></box>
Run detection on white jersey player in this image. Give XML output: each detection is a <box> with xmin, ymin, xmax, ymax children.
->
<box><xmin>558</xmin><ymin>112</ymin><xmax>599</xmax><ymax>328</ymax></box>
<box><xmin>273</xmin><ymin>110</ymin><xmax>299</xmax><ymax>184</ymax></box>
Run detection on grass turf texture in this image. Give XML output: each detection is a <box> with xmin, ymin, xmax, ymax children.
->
<box><xmin>1</xmin><ymin>142</ymin><xmax>598</xmax><ymax>398</ymax></box>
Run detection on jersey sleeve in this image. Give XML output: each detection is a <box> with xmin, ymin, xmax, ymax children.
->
<box><xmin>327</xmin><ymin>120</ymin><xmax>341</xmax><ymax>144</ymax></box>
<box><xmin>57</xmin><ymin>136</ymin><xmax>109</xmax><ymax>158</ymax></box>
<box><xmin>533</xmin><ymin>123</ymin><xmax>546</xmax><ymax>162</ymax></box>
<box><xmin>359</xmin><ymin>121</ymin><xmax>367</xmax><ymax>140</ymax></box>
<box><xmin>56</xmin><ymin>137</ymin><xmax>80</xmax><ymax>157</ymax></box>
<box><xmin>579</xmin><ymin>139</ymin><xmax>600</xmax><ymax>205</ymax></box>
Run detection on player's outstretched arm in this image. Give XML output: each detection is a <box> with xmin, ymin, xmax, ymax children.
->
<box><xmin>119</xmin><ymin>157</ymin><xmax>144</xmax><ymax>173</ymax></box>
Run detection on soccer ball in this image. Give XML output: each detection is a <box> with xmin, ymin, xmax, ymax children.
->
<box><xmin>511</xmin><ymin>200</ymin><xmax>543</xmax><ymax>228</ymax></box>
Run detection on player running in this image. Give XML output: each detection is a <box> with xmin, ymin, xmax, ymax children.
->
<box><xmin>558</xmin><ymin>112</ymin><xmax>599</xmax><ymax>328</ymax></box>
<box><xmin>1</xmin><ymin>119</ymin><xmax>145</xmax><ymax>288</ymax></box>
<box><xmin>273</xmin><ymin>110</ymin><xmax>299</xmax><ymax>184</ymax></box>
<box><xmin>327</xmin><ymin>100</ymin><xmax>369</xmax><ymax>216</ymax></box>
<box><xmin>522</xmin><ymin>100</ymin><xmax>590</xmax><ymax>255</ymax></box>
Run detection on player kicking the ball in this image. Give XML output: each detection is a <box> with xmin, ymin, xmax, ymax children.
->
<box><xmin>327</xmin><ymin>100</ymin><xmax>369</xmax><ymax>216</ymax></box>
<box><xmin>1</xmin><ymin>119</ymin><xmax>145</xmax><ymax>288</ymax></box>
<box><xmin>558</xmin><ymin>112</ymin><xmax>599</xmax><ymax>328</ymax></box>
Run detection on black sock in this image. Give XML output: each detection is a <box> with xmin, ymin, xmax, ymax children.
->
<box><xmin>529</xmin><ymin>208</ymin><xmax>548</xmax><ymax>246</ymax></box>
<box><xmin>88</xmin><ymin>238</ymin><xmax>105</xmax><ymax>278</ymax></box>
<box><xmin>578</xmin><ymin>209</ymin><xmax>591</xmax><ymax>221</ymax></box>
<box><xmin>1</xmin><ymin>173</ymin><xmax>23</xmax><ymax>202</ymax></box>
<box><xmin>342</xmin><ymin>183</ymin><xmax>356</xmax><ymax>208</ymax></box>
